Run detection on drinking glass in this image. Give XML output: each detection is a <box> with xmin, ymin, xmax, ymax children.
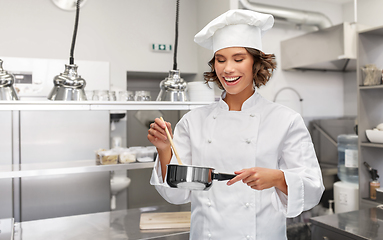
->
<box><xmin>92</xmin><ymin>90</ymin><xmax>99</xmax><ymax>101</ymax></box>
<box><xmin>99</xmin><ymin>90</ymin><xmax>110</xmax><ymax>101</ymax></box>
<box><xmin>135</xmin><ymin>91</ymin><xmax>151</xmax><ymax>101</ymax></box>
<box><xmin>109</xmin><ymin>91</ymin><xmax>117</xmax><ymax>101</ymax></box>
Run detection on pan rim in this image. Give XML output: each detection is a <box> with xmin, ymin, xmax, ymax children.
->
<box><xmin>167</xmin><ymin>163</ymin><xmax>215</xmax><ymax>170</ymax></box>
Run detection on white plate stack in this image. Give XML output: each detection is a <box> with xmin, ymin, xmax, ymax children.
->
<box><xmin>187</xmin><ymin>81</ymin><xmax>215</xmax><ymax>102</ymax></box>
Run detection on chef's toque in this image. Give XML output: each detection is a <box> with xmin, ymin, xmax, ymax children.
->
<box><xmin>194</xmin><ymin>9</ymin><xmax>274</xmax><ymax>53</ymax></box>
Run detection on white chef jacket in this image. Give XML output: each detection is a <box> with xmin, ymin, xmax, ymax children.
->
<box><xmin>150</xmin><ymin>91</ymin><xmax>324</xmax><ymax>240</ymax></box>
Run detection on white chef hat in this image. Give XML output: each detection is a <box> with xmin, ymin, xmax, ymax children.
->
<box><xmin>194</xmin><ymin>9</ymin><xmax>274</xmax><ymax>53</ymax></box>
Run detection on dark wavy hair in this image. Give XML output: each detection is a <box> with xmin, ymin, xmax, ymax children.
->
<box><xmin>203</xmin><ymin>48</ymin><xmax>277</xmax><ymax>90</ymax></box>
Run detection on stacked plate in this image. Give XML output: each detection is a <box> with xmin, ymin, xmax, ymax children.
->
<box><xmin>187</xmin><ymin>81</ymin><xmax>215</xmax><ymax>102</ymax></box>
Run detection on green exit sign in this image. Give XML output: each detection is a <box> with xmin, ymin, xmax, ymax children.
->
<box><xmin>152</xmin><ymin>44</ymin><xmax>172</xmax><ymax>52</ymax></box>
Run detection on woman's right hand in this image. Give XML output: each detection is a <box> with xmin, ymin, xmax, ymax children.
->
<box><xmin>147</xmin><ymin>118</ymin><xmax>172</xmax><ymax>151</ymax></box>
<box><xmin>148</xmin><ymin>118</ymin><xmax>173</xmax><ymax>180</ymax></box>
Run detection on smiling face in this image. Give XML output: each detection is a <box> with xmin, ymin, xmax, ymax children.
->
<box><xmin>214</xmin><ymin>47</ymin><xmax>255</xmax><ymax>99</ymax></box>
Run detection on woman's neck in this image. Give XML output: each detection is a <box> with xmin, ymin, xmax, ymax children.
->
<box><xmin>224</xmin><ymin>89</ymin><xmax>254</xmax><ymax>111</ymax></box>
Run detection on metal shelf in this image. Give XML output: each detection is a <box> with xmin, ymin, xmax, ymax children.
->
<box><xmin>0</xmin><ymin>101</ymin><xmax>213</xmax><ymax>111</ymax></box>
<box><xmin>357</xmin><ymin>26</ymin><xmax>383</xmax><ymax>210</ymax></box>
<box><xmin>359</xmin><ymin>85</ymin><xmax>383</xmax><ymax>90</ymax></box>
<box><xmin>0</xmin><ymin>160</ymin><xmax>155</xmax><ymax>179</ymax></box>
<box><xmin>360</xmin><ymin>142</ymin><xmax>383</xmax><ymax>148</ymax></box>
<box><xmin>361</xmin><ymin>198</ymin><xmax>382</xmax><ymax>209</ymax></box>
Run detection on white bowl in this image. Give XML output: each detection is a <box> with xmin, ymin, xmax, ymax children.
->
<box><xmin>366</xmin><ymin>129</ymin><xmax>383</xmax><ymax>143</ymax></box>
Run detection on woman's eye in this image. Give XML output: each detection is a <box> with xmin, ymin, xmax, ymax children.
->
<box><xmin>235</xmin><ymin>59</ymin><xmax>244</xmax><ymax>62</ymax></box>
<box><xmin>216</xmin><ymin>59</ymin><xmax>225</xmax><ymax>63</ymax></box>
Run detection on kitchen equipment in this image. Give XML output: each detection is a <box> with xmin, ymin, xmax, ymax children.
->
<box><xmin>281</xmin><ymin>22</ymin><xmax>361</xmax><ymax>71</ymax></box>
<box><xmin>110</xmin><ymin>170</ymin><xmax>131</xmax><ymax>210</ymax></box>
<box><xmin>51</xmin><ymin>0</ymin><xmax>88</xmax><ymax>11</ymax></box>
<box><xmin>364</xmin><ymin>162</ymin><xmax>380</xmax><ymax>200</ymax></box>
<box><xmin>376</xmin><ymin>188</ymin><xmax>383</xmax><ymax>203</ymax></box>
<box><xmin>0</xmin><ymin>57</ymin><xmax>109</xmax><ymax>100</ymax></box>
<box><xmin>156</xmin><ymin>0</ymin><xmax>188</xmax><ymax>102</ymax></box>
<box><xmin>92</xmin><ymin>90</ymin><xmax>99</xmax><ymax>100</ymax></box>
<box><xmin>85</xmin><ymin>90</ymin><xmax>93</xmax><ymax>100</ymax></box>
<box><xmin>109</xmin><ymin>91</ymin><xmax>116</xmax><ymax>101</ymax></box>
<box><xmin>98</xmin><ymin>90</ymin><xmax>109</xmax><ymax>101</ymax></box>
<box><xmin>166</xmin><ymin>164</ymin><xmax>236</xmax><ymax>191</ymax></box>
<box><xmin>0</xmin><ymin>59</ymin><xmax>19</xmax><ymax>100</ymax></box>
<box><xmin>118</xmin><ymin>90</ymin><xmax>134</xmax><ymax>101</ymax></box>
<box><xmin>140</xmin><ymin>211</ymin><xmax>191</xmax><ymax>230</ymax></box>
<box><xmin>366</xmin><ymin>129</ymin><xmax>383</xmax><ymax>143</ymax></box>
<box><xmin>362</xmin><ymin>64</ymin><xmax>382</xmax><ymax>86</ymax></box>
<box><xmin>333</xmin><ymin>181</ymin><xmax>359</xmax><ymax>214</ymax></box>
<box><xmin>47</xmin><ymin>64</ymin><xmax>87</xmax><ymax>101</ymax></box>
<box><xmin>156</xmin><ymin>70</ymin><xmax>188</xmax><ymax>101</ymax></box>
<box><xmin>160</xmin><ymin>117</ymin><xmax>183</xmax><ymax>165</ymax></box>
<box><xmin>135</xmin><ymin>90</ymin><xmax>151</xmax><ymax>101</ymax></box>
<box><xmin>48</xmin><ymin>0</ymin><xmax>87</xmax><ymax>101</ymax></box>
<box><xmin>160</xmin><ymin>117</ymin><xmax>235</xmax><ymax>190</ymax></box>
<box><xmin>337</xmin><ymin>134</ymin><xmax>358</xmax><ymax>184</ymax></box>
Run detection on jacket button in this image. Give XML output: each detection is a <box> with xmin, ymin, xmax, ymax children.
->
<box><xmin>213</xmin><ymin>116</ymin><xmax>217</xmax><ymax>119</ymax></box>
<box><xmin>246</xmin><ymin>235</ymin><xmax>251</xmax><ymax>239</ymax></box>
<box><xmin>250</xmin><ymin>114</ymin><xmax>255</xmax><ymax>117</ymax></box>
<box><xmin>207</xmin><ymin>201</ymin><xmax>211</xmax><ymax>207</ymax></box>
<box><xmin>246</xmin><ymin>139</ymin><xmax>251</xmax><ymax>144</ymax></box>
<box><xmin>245</xmin><ymin>203</ymin><xmax>250</xmax><ymax>208</ymax></box>
<box><xmin>208</xmin><ymin>139</ymin><xmax>212</xmax><ymax>143</ymax></box>
<box><xmin>208</xmin><ymin>233</ymin><xmax>212</xmax><ymax>238</ymax></box>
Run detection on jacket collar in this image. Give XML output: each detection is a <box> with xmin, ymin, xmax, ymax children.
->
<box><xmin>218</xmin><ymin>90</ymin><xmax>260</xmax><ymax>111</ymax></box>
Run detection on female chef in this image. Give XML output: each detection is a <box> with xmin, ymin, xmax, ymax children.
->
<box><xmin>148</xmin><ymin>9</ymin><xmax>324</xmax><ymax>240</ymax></box>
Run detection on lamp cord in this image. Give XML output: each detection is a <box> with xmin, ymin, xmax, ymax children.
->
<box><xmin>70</xmin><ymin>0</ymin><xmax>80</xmax><ymax>65</ymax></box>
<box><xmin>173</xmin><ymin>0</ymin><xmax>179</xmax><ymax>70</ymax></box>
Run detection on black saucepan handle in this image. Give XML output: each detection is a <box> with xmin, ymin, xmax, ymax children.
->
<box><xmin>213</xmin><ymin>173</ymin><xmax>237</xmax><ymax>181</ymax></box>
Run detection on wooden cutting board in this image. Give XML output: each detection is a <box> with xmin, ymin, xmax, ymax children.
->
<box><xmin>139</xmin><ymin>211</ymin><xmax>191</xmax><ymax>230</ymax></box>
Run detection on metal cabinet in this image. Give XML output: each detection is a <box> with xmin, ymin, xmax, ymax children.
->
<box><xmin>310</xmin><ymin>208</ymin><xmax>383</xmax><ymax>240</ymax></box>
<box><xmin>311</xmin><ymin>224</ymin><xmax>359</xmax><ymax>240</ymax></box>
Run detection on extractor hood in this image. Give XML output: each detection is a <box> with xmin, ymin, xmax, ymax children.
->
<box><xmin>281</xmin><ymin>22</ymin><xmax>361</xmax><ymax>72</ymax></box>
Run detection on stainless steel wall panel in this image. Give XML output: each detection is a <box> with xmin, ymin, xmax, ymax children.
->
<box><xmin>20</xmin><ymin>172</ymin><xmax>110</xmax><ymax>221</ymax></box>
<box><xmin>19</xmin><ymin>111</ymin><xmax>110</xmax><ymax>221</ymax></box>
<box><xmin>20</xmin><ymin>111</ymin><xmax>110</xmax><ymax>163</ymax></box>
<box><xmin>0</xmin><ymin>111</ymin><xmax>13</xmax><ymax>219</ymax></box>
<box><xmin>0</xmin><ymin>179</ymin><xmax>13</xmax><ymax>218</ymax></box>
<box><xmin>0</xmin><ymin>111</ymin><xmax>12</xmax><ymax>165</ymax></box>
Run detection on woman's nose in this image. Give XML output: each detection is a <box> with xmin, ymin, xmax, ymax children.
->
<box><xmin>224</xmin><ymin>62</ymin><xmax>234</xmax><ymax>74</ymax></box>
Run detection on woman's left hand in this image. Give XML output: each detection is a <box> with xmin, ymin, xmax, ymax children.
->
<box><xmin>227</xmin><ymin>167</ymin><xmax>287</xmax><ymax>195</ymax></box>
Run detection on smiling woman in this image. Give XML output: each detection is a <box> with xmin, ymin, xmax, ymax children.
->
<box><xmin>148</xmin><ymin>9</ymin><xmax>324</xmax><ymax>240</ymax></box>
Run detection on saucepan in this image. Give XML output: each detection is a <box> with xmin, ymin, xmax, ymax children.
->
<box><xmin>160</xmin><ymin>117</ymin><xmax>236</xmax><ymax>190</ymax></box>
<box><xmin>166</xmin><ymin>164</ymin><xmax>236</xmax><ymax>191</ymax></box>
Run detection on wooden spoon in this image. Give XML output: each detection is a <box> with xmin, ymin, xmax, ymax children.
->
<box><xmin>160</xmin><ymin>117</ymin><xmax>183</xmax><ymax>165</ymax></box>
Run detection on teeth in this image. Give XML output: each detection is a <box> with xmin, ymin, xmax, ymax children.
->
<box><xmin>224</xmin><ymin>77</ymin><xmax>240</xmax><ymax>82</ymax></box>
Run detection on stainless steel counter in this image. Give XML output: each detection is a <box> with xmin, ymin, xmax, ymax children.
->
<box><xmin>13</xmin><ymin>204</ymin><xmax>190</xmax><ymax>240</ymax></box>
<box><xmin>310</xmin><ymin>208</ymin><xmax>383</xmax><ymax>240</ymax></box>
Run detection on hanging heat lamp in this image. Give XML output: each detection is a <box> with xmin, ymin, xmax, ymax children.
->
<box><xmin>156</xmin><ymin>0</ymin><xmax>188</xmax><ymax>102</ymax></box>
<box><xmin>48</xmin><ymin>0</ymin><xmax>87</xmax><ymax>101</ymax></box>
<box><xmin>0</xmin><ymin>59</ymin><xmax>19</xmax><ymax>100</ymax></box>
<box><xmin>51</xmin><ymin>0</ymin><xmax>88</xmax><ymax>11</ymax></box>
